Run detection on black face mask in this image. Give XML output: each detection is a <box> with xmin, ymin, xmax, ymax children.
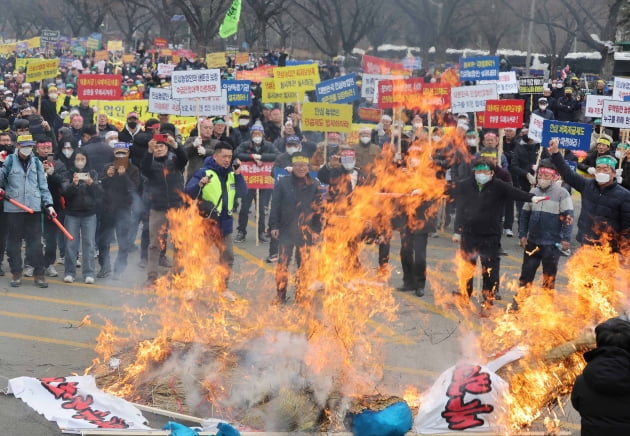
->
<box><xmin>127</xmin><ymin>121</ymin><xmax>137</xmax><ymax>129</ymax></box>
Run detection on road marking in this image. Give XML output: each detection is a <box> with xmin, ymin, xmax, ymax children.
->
<box><xmin>0</xmin><ymin>331</ymin><xmax>92</xmax><ymax>349</ymax></box>
<box><xmin>0</xmin><ymin>310</ymin><xmax>117</xmax><ymax>331</ymax></box>
<box><xmin>0</xmin><ymin>292</ymin><xmax>132</xmax><ymax>312</ymax></box>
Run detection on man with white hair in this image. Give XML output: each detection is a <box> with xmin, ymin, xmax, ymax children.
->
<box><xmin>104</xmin><ymin>130</ymin><xmax>119</xmax><ymax>147</ymax></box>
<box><xmin>374</xmin><ymin>114</ymin><xmax>393</xmax><ymax>147</ymax></box>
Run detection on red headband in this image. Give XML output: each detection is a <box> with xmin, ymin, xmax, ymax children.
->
<box><xmin>538</xmin><ymin>167</ymin><xmax>557</xmax><ymax>177</ymax></box>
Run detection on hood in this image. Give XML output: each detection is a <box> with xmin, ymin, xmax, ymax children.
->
<box><xmin>202</xmin><ymin>156</ymin><xmax>232</xmax><ymax>177</ymax></box>
<box><xmin>582</xmin><ymin>346</ymin><xmax>630</xmax><ymax>395</ymax></box>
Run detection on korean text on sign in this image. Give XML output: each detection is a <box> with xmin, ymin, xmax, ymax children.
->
<box><xmin>301</xmin><ymin>102</ymin><xmax>353</xmax><ymax>133</ymax></box>
<box><xmin>602</xmin><ymin>100</ymin><xmax>630</xmax><ymax>128</ymax></box>
<box><xmin>541</xmin><ymin>120</ymin><xmax>593</xmax><ymax>152</ymax></box>
<box><xmin>77</xmin><ymin>74</ymin><xmax>122</xmax><ymax>101</ymax></box>
<box><xmin>458</xmin><ymin>56</ymin><xmax>500</xmax><ymax>81</ymax></box>
<box><xmin>482</xmin><ymin>99</ymin><xmax>524</xmax><ymax>128</ymax></box>
<box><xmin>315</xmin><ymin>73</ymin><xmax>359</xmax><ymax>104</ymax></box>
<box><xmin>171</xmin><ymin>69</ymin><xmax>222</xmax><ymax>99</ymax></box>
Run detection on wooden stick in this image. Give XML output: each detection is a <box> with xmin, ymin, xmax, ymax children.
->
<box><xmin>63</xmin><ymin>431</ymin><xmax>571</xmax><ymax>436</ymax></box>
<box><xmin>255</xmin><ymin>188</ymin><xmax>260</xmax><ymax>246</ymax></box>
<box><xmin>131</xmin><ymin>402</ymin><xmax>205</xmax><ymax>424</ymax></box>
<box><xmin>498</xmin><ymin>127</ymin><xmax>504</xmax><ymax>166</ymax></box>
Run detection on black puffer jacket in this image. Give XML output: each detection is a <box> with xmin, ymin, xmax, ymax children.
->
<box><xmin>551</xmin><ymin>152</ymin><xmax>630</xmax><ymax>250</ymax></box>
<box><xmin>140</xmin><ymin>146</ymin><xmax>188</xmax><ymax>211</ymax></box>
<box><xmin>63</xmin><ymin>169</ymin><xmax>102</xmax><ymax>217</ymax></box>
<box><xmin>571</xmin><ymin>346</ymin><xmax>630</xmax><ymax>436</ymax></box>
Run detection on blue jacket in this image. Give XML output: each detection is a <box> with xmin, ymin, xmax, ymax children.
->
<box><xmin>0</xmin><ymin>152</ymin><xmax>53</xmax><ymax>213</ymax></box>
<box><xmin>185</xmin><ymin>156</ymin><xmax>247</xmax><ymax>235</ymax></box>
<box><xmin>551</xmin><ymin>152</ymin><xmax>630</xmax><ymax>250</ymax></box>
<box><xmin>519</xmin><ymin>182</ymin><xmax>573</xmax><ymax>245</ymax></box>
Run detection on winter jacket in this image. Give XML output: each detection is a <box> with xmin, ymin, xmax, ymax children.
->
<box><xmin>269</xmin><ymin>173</ymin><xmax>322</xmax><ymax>242</ymax></box>
<box><xmin>80</xmin><ymin>135</ymin><xmax>114</xmax><ymax>178</ymax></box>
<box><xmin>510</xmin><ymin>142</ymin><xmax>548</xmax><ymax>191</ymax></box>
<box><xmin>571</xmin><ymin>346</ymin><xmax>630</xmax><ymax>436</ymax></box>
<box><xmin>235</xmin><ymin>139</ymin><xmax>279</xmax><ymax>164</ymax></box>
<box><xmin>519</xmin><ymin>182</ymin><xmax>573</xmax><ymax>245</ymax></box>
<box><xmin>140</xmin><ymin>146</ymin><xmax>188</xmax><ymax>211</ymax></box>
<box><xmin>63</xmin><ymin>169</ymin><xmax>102</xmax><ymax>217</ymax></box>
<box><xmin>101</xmin><ymin>162</ymin><xmax>141</xmax><ymax>211</ymax></box>
<box><xmin>551</xmin><ymin>152</ymin><xmax>630</xmax><ymax>250</ymax></box>
<box><xmin>0</xmin><ymin>152</ymin><xmax>53</xmax><ymax>213</ymax></box>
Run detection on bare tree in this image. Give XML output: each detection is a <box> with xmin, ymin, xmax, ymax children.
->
<box><xmin>469</xmin><ymin>0</ymin><xmax>520</xmax><ymax>55</ymax></box>
<box><xmin>110</xmin><ymin>0</ymin><xmax>154</xmax><ymax>47</ymax></box>
<box><xmin>170</xmin><ymin>0</ymin><xmax>232</xmax><ymax>55</ymax></box>
<box><xmin>61</xmin><ymin>0</ymin><xmax>109</xmax><ymax>36</ymax></box>
<box><xmin>528</xmin><ymin>2</ymin><xmax>576</xmax><ymax>77</ymax></box>
<box><xmin>245</xmin><ymin>0</ymin><xmax>291</xmax><ymax>50</ymax></box>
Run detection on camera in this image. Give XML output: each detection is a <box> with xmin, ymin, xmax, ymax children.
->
<box><xmin>153</xmin><ymin>133</ymin><xmax>169</xmax><ymax>143</ymax></box>
<box><xmin>77</xmin><ymin>172</ymin><xmax>89</xmax><ymax>181</ymax></box>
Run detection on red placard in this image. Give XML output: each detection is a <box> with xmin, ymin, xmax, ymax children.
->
<box><xmin>483</xmin><ymin>99</ymin><xmax>525</xmax><ymax>129</ymax></box>
<box><xmin>362</xmin><ymin>55</ymin><xmax>407</xmax><ymax>76</ymax></box>
<box><xmin>358</xmin><ymin>107</ymin><xmax>383</xmax><ymax>123</ymax></box>
<box><xmin>377</xmin><ymin>78</ymin><xmax>424</xmax><ymax>109</ymax></box>
<box><xmin>77</xmin><ymin>74</ymin><xmax>122</xmax><ymax>101</ymax></box>
<box><xmin>420</xmin><ymin>83</ymin><xmax>451</xmax><ymax>111</ymax></box>
<box><xmin>153</xmin><ymin>38</ymin><xmax>167</xmax><ymax>48</ymax></box>
<box><xmin>240</xmin><ymin>161</ymin><xmax>274</xmax><ymax>189</ymax></box>
<box><xmin>236</xmin><ymin>65</ymin><xmax>275</xmax><ymax>82</ymax></box>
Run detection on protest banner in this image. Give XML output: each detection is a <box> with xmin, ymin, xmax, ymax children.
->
<box><xmin>240</xmin><ymin>161</ymin><xmax>274</xmax><ymax>189</ymax></box>
<box><xmin>518</xmin><ymin>77</ymin><xmax>545</xmax><ymax>94</ymax></box>
<box><xmin>148</xmin><ymin>87</ymin><xmax>180</xmax><ymax>115</ymax></box>
<box><xmin>234</xmin><ymin>52</ymin><xmax>250</xmax><ymax>65</ymax></box>
<box><xmin>528</xmin><ymin>113</ymin><xmax>545</xmax><ymax>144</ymax></box>
<box><xmin>585</xmin><ymin>94</ymin><xmax>610</xmax><ymax>118</ymax></box>
<box><xmin>302</xmin><ymin>102</ymin><xmax>353</xmax><ymax>133</ymax></box>
<box><xmin>179</xmin><ymin>89</ymin><xmax>229</xmax><ymax>117</ymax></box>
<box><xmin>420</xmin><ymin>83</ymin><xmax>451</xmax><ymax>111</ymax></box>
<box><xmin>377</xmin><ymin>77</ymin><xmax>424</xmax><ymax>109</ymax></box>
<box><xmin>235</xmin><ymin>65</ymin><xmax>274</xmax><ymax>81</ymax></box>
<box><xmin>205</xmin><ymin>52</ymin><xmax>227</xmax><ymax>68</ymax></box>
<box><xmin>612</xmin><ymin>76</ymin><xmax>630</xmax><ymax>101</ymax></box>
<box><xmin>450</xmin><ymin>83</ymin><xmax>498</xmax><ymax>113</ymax></box>
<box><xmin>107</xmin><ymin>40</ymin><xmax>123</xmax><ymax>52</ymax></box>
<box><xmin>483</xmin><ymin>99</ymin><xmax>525</xmax><ymax>128</ymax></box>
<box><xmin>273</xmin><ymin>63</ymin><xmax>320</xmax><ymax>92</ymax></box>
<box><xmin>458</xmin><ymin>56</ymin><xmax>500</xmax><ymax>81</ymax></box>
<box><xmin>0</xmin><ymin>42</ymin><xmax>16</xmax><ymax>54</ymax></box>
<box><xmin>222</xmin><ymin>80</ymin><xmax>251</xmax><ymax>106</ymax></box>
<box><xmin>23</xmin><ymin>58</ymin><xmax>59</xmax><ymax>82</ymax></box>
<box><xmin>153</xmin><ymin>37</ymin><xmax>168</xmax><ymax>48</ymax></box>
<box><xmin>59</xmin><ymin>56</ymin><xmax>74</xmax><ymax>68</ymax></box>
<box><xmin>121</xmin><ymin>54</ymin><xmax>135</xmax><ymax>63</ymax></box>
<box><xmin>159</xmin><ymin>48</ymin><xmax>172</xmax><ymax>57</ymax></box>
<box><xmin>27</xmin><ymin>36</ymin><xmax>41</xmax><ymax>49</ymax></box>
<box><xmin>479</xmin><ymin>71</ymin><xmax>518</xmax><ymax>95</ymax></box>
<box><xmin>77</xmin><ymin>74</ymin><xmax>122</xmax><ymax>100</ymax></box>
<box><xmin>357</xmin><ymin>107</ymin><xmax>383</xmax><ymax>123</ymax></box>
<box><xmin>541</xmin><ymin>120</ymin><xmax>593</xmax><ymax>151</ymax></box>
<box><xmin>602</xmin><ymin>100</ymin><xmax>630</xmax><ymax>128</ymax></box>
<box><xmin>94</xmin><ymin>50</ymin><xmax>109</xmax><ymax>62</ymax></box>
<box><xmin>40</xmin><ymin>29</ymin><xmax>60</xmax><ymax>45</ymax></box>
<box><xmin>362</xmin><ymin>54</ymin><xmax>408</xmax><ymax>76</ymax></box>
<box><xmin>261</xmin><ymin>77</ymin><xmax>299</xmax><ymax>103</ymax></box>
<box><xmin>316</xmin><ymin>73</ymin><xmax>359</xmax><ymax>104</ymax></box>
<box><xmin>360</xmin><ymin>73</ymin><xmax>392</xmax><ymax>99</ymax></box>
<box><xmin>157</xmin><ymin>63</ymin><xmax>176</xmax><ymax>76</ymax></box>
<box><xmin>171</xmin><ymin>69</ymin><xmax>221</xmax><ymax>99</ymax></box>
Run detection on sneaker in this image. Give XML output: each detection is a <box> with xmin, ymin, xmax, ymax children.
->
<box><xmin>10</xmin><ymin>273</ymin><xmax>21</xmax><ymax>287</ymax></box>
<box><xmin>258</xmin><ymin>234</ymin><xmax>269</xmax><ymax>243</ymax></box>
<box><xmin>56</xmin><ymin>257</ymin><xmax>65</xmax><ymax>265</ymax></box>
<box><xmin>23</xmin><ymin>265</ymin><xmax>34</xmax><ymax>277</ymax></box>
<box><xmin>63</xmin><ymin>275</ymin><xmax>74</xmax><ymax>283</ymax></box>
<box><xmin>504</xmin><ymin>229</ymin><xmax>514</xmax><ymax>237</ymax></box>
<box><xmin>415</xmin><ymin>287</ymin><xmax>425</xmax><ymax>297</ymax></box>
<box><xmin>265</xmin><ymin>254</ymin><xmax>278</xmax><ymax>263</ymax></box>
<box><xmin>84</xmin><ymin>276</ymin><xmax>95</xmax><ymax>284</ymax></box>
<box><xmin>45</xmin><ymin>265</ymin><xmax>58</xmax><ymax>277</ymax></box>
<box><xmin>159</xmin><ymin>256</ymin><xmax>173</xmax><ymax>268</ymax></box>
<box><xmin>76</xmin><ymin>258</ymin><xmax>81</xmax><ymax>268</ymax></box>
<box><xmin>138</xmin><ymin>258</ymin><xmax>147</xmax><ymax>268</ymax></box>
<box><xmin>34</xmin><ymin>276</ymin><xmax>48</xmax><ymax>288</ymax></box>
<box><xmin>234</xmin><ymin>231</ymin><xmax>246</xmax><ymax>243</ymax></box>
<box><xmin>96</xmin><ymin>270</ymin><xmax>111</xmax><ymax>278</ymax></box>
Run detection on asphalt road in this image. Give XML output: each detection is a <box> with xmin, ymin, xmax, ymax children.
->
<box><xmin>0</xmin><ymin>207</ymin><xmax>585</xmax><ymax>435</ymax></box>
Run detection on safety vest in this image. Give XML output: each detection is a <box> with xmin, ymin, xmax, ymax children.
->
<box><xmin>200</xmin><ymin>169</ymin><xmax>235</xmax><ymax>214</ymax></box>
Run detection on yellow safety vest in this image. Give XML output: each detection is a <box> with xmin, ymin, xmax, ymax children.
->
<box><xmin>200</xmin><ymin>169</ymin><xmax>236</xmax><ymax>214</ymax></box>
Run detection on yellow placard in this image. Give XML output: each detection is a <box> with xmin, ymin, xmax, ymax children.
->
<box><xmin>94</xmin><ymin>50</ymin><xmax>109</xmax><ymax>62</ymax></box>
<box><xmin>273</xmin><ymin>63</ymin><xmax>320</xmax><ymax>92</ymax></box>
<box><xmin>261</xmin><ymin>78</ymin><xmax>301</xmax><ymax>104</ymax></box>
<box><xmin>0</xmin><ymin>42</ymin><xmax>16</xmax><ymax>54</ymax></box>
<box><xmin>121</xmin><ymin>54</ymin><xmax>135</xmax><ymax>63</ymax></box>
<box><xmin>25</xmin><ymin>58</ymin><xmax>60</xmax><ymax>82</ymax></box>
<box><xmin>107</xmin><ymin>40</ymin><xmax>123</xmax><ymax>52</ymax></box>
<box><xmin>301</xmin><ymin>102</ymin><xmax>352</xmax><ymax>133</ymax></box>
<box><xmin>234</xmin><ymin>53</ymin><xmax>249</xmax><ymax>65</ymax></box>
<box><xmin>205</xmin><ymin>52</ymin><xmax>226</xmax><ymax>68</ymax></box>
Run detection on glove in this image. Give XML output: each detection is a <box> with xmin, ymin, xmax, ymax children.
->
<box><xmin>216</xmin><ymin>422</ymin><xmax>240</xmax><ymax>436</ymax></box>
<box><xmin>526</xmin><ymin>173</ymin><xmax>536</xmax><ymax>185</ymax></box>
<box><xmin>452</xmin><ymin>233</ymin><xmax>461</xmax><ymax>243</ymax></box>
<box><xmin>161</xmin><ymin>421</ymin><xmax>199</xmax><ymax>436</ymax></box>
<box><xmin>193</xmin><ymin>137</ymin><xmax>202</xmax><ymax>147</ymax></box>
<box><xmin>587</xmin><ymin>167</ymin><xmax>597</xmax><ymax>175</ymax></box>
<box><xmin>59</xmin><ymin>111</ymin><xmax>69</xmax><ymax>119</ymax></box>
<box><xmin>197</xmin><ymin>145</ymin><xmax>206</xmax><ymax>156</ymax></box>
<box><xmin>0</xmin><ymin>188</ymin><xmax>4</xmax><ymax>200</ymax></box>
<box><xmin>532</xmin><ymin>196</ymin><xmax>550</xmax><ymax>203</ymax></box>
<box><xmin>0</xmin><ymin>150</ymin><xmax>7</xmax><ymax>162</ymax></box>
<box><xmin>47</xmin><ymin>206</ymin><xmax>57</xmax><ymax>218</ymax></box>
<box><xmin>616</xmin><ymin>168</ymin><xmax>623</xmax><ymax>183</ymax></box>
<box><xmin>45</xmin><ymin>166</ymin><xmax>55</xmax><ymax>176</ymax></box>
<box><xmin>252</xmin><ymin>153</ymin><xmax>262</xmax><ymax>161</ymax></box>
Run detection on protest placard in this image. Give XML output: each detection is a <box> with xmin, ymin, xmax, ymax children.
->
<box><xmin>360</xmin><ymin>73</ymin><xmax>391</xmax><ymax>99</ymax></box>
<box><xmin>235</xmin><ymin>65</ymin><xmax>274</xmax><ymax>81</ymax></box>
<box><xmin>302</xmin><ymin>102</ymin><xmax>353</xmax><ymax>133</ymax></box>
<box><xmin>261</xmin><ymin>77</ymin><xmax>300</xmax><ymax>103</ymax></box>
<box><xmin>458</xmin><ymin>56</ymin><xmax>500</xmax><ymax>81</ymax></box>
<box><xmin>240</xmin><ymin>162</ymin><xmax>275</xmax><ymax>189</ymax></box>
<box><xmin>273</xmin><ymin>63</ymin><xmax>320</xmax><ymax>92</ymax></box>
<box><xmin>602</xmin><ymin>100</ymin><xmax>630</xmax><ymax>128</ymax></box>
<box><xmin>357</xmin><ymin>107</ymin><xmax>383</xmax><ymax>123</ymax></box>
<box><xmin>612</xmin><ymin>76</ymin><xmax>630</xmax><ymax>101</ymax></box>
<box><xmin>107</xmin><ymin>40</ymin><xmax>123</xmax><ymax>52</ymax></box>
<box><xmin>518</xmin><ymin>77</ymin><xmax>545</xmax><ymax>94</ymax></box>
<box><xmin>234</xmin><ymin>52</ymin><xmax>250</xmax><ymax>65</ymax></box>
<box><xmin>528</xmin><ymin>113</ymin><xmax>545</xmax><ymax>144</ymax></box>
<box><xmin>157</xmin><ymin>63</ymin><xmax>176</xmax><ymax>76</ymax></box>
<box><xmin>362</xmin><ymin>55</ymin><xmax>408</xmax><ymax>76</ymax></box>
<box><xmin>205</xmin><ymin>52</ymin><xmax>227</xmax><ymax>68</ymax></box>
<box><xmin>450</xmin><ymin>83</ymin><xmax>498</xmax><ymax>113</ymax></box>
<box><xmin>121</xmin><ymin>54</ymin><xmax>135</xmax><ymax>63</ymax></box>
<box><xmin>171</xmin><ymin>69</ymin><xmax>221</xmax><ymax>99</ymax></box>
<box><xmin>316</xmin><ymin>73</ymin><xmax>359</xmax><ymax>104</ymax></box>
<box><xmin>479</xmin><ymin>71</ymin><xmax>518</xmax><ymax>94</ymax></box>
<box><xmin>24</xmin><ymin>58</ymin><xmax>59</xmax><ymax>82</ymax></box>
<box><xmin>179</xmin><ymin>90</ymin><xmax>228</xmax><ymax>117</ymax></box>
<box><xmin>94</xmin><ymin>50</ymin><xmax>109</xmax><ymax>62</ymax></box>
<box><xmin>483</xmin><ymin>99</ymin><xmax>524</xmax><ymax>128</ymax></box>
<box><xmin>222</xmin><ymin>80</ymin><xmax>251</xmax><ymax>106</ymax></box>
<box><xmin>377</xmin><ymin>77</ymin><xmax>425</xmax><ymax>109</ymax></box>
<box><xmin>77</xmin><ymin>74</ymin><xmax>122</xmax><ymax>100</ymax></box>
<box><xmin>153</xmin><ymin>37</ymin><xmax>168</xmax><ymax>48</ymax></box>
<box><xmin>420</xmin><ymin>83</ymin><xmax>451</xmax><ymax>111</ymax></box>
<box><xmin>148</xmin><ymin>87</ymin><xmax>181</xmax><ymax>115</ymax></box>
<box><xmin>541</xmin><ymin>120</ymin><xmax>592</xmax><ymax>151</ymax></box>
<box><xmin>40</xmin><ymin>29</ymin><xmax>60</xmax><ymax>44</ymax></box>
<box><xmin>584</xmin><ymin>94</ymin><xmax>610</xmax><ymax>118</ymax></box>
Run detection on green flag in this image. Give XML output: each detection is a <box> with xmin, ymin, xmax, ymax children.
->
<box><xmin>219</xmin><ymin>0</ymin><xmax>242</xmax><ymax>38</ymax></box>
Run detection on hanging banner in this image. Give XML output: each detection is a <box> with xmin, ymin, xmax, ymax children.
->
<box><xmin>171</xmin><ymin>69</ymin><xmax>221</xmax><ymax>99</ymax></box>
<box><xmin>458</xmin><ymin>56</ymin><xmax>500</xmax><ymax>81</ymax></box>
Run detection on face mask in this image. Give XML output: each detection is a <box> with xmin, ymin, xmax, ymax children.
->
<box><xmin>615</xmin><ymin>150</ymin><xmax>624</xmax><ymax>159</ymax></box>
<box><xmin>108</xmin><ymin>139</ymin><xmax>118</xmax><ymax>148</ymax></box>
<box><xmin>114</xmin><ymin>152</ymin><xmax>128</xmax><ymax>158</ymax></box>
<box><xmin>239</xmin><ymin>119</ymin><xmax>249</xmax><ymax>127</ymax></box>
<box><xmin>431</xmin><ymin>135</ymin><xmax>441</xmax><ymax>142</ymax></box>
<box><xmin>466</xmin><ymin>138</ymin><xmax>478</xmax><ymax>147</ymax></box>
<box><xmin>537</xmin><ymin>178</ymin><xmax>552</xmax><ymax>189</ymax></box>
<box><xmin>55</xmin><ymin>79</ymin><xmax>63</xmax><ymax>85</ymax></box>
<box><xmin>75</xmin><ymin>161</ymin><xmax>86</xmax><ymax>170</ymax></box>
<box><xmin>342</xmin><ymin>162</ymin><xmax>355</xmax><ymax>171</ymax></box>
<box><xmin>49</xmin><ymin>93</ymin><xmax>58</xmax><ymax>100</ymax></box>
<box><xmin>62</xmin><ymin>149</ymin><xmax>73</xmax><ymax>158</ymax></box>
<box><xmin>19</xmin><ymin>146</ymin><xmax>32</xmax><ymax>156</ymax></box>
<box><xmin>557</xmin><ymin>84</ymin><xmax>563</xmax><ymax>89</ymax></box>
<box><xmin>22</xmin><ymin>89</ymin><xmax>30</xmax><ymax>95</ymax></box>
<box><xmin>252</xmin><ymin>136</ymin><xmax>263</xmax><ymax>144</ymax></box>
<box><xmin>409</xmin><ymin>158</ymin><xmax>421</xmax><ymax>168</ymax></box>
<box><xmin>413</xmin><ymin>123</ymin><xmax>423</xmax><ymax>129</ymax></box>
<box><xmin>360</xmin><ymin>136</ymin><xmax>371</xmax><ymax>145</ymax></box>
<box><xmin>595</xmin><ymin>172</ymin><xmax>611</xmax><ymax>184</ymax></box>
<box><xmin>539</xmin><ymin>104</ymin><xmax>547</xmax><ymax>110</ymax></box>
<box><xmin>475</xmin><ymin>173</ymin><xmax>491</xmax><ymax>185</ymax></box>
<box><xmin>127</xmin><ymin>121</ymin><xmax>137</xmax><ymax>129</ymax></box>
<box><xmin>286</xmin><ymin>146</ymin><xmax>298</xmax><ymax>155</ymax></box>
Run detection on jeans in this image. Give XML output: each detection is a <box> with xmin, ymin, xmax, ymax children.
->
<box><xmin>6</xmin><ymin>212</ymin><xmax>45</xmax><ymax>277</ymax></box>
<box><xmin>64</xmin><ymin>214</ymin><xmax>97</xmax><ymax>279</ymax></box>
<box><xmin>519</xmin><ymin>242</ymin><xmax>561</xmax><ymax>289</ymax></box>
<box><xmin>237</xmin><ymin>188</ymin><xmax>272</xmax><ymax>236</ymax></box>
<box><xmin>99</xmin><ymin>208</ymin><xmax>134</xmax><ymax>276</ymax></box>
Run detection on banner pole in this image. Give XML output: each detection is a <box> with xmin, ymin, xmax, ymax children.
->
<box><xmin>255</xmin><ymin>188</ymin><xmax>260</xmax><ymax>246</ymax></box>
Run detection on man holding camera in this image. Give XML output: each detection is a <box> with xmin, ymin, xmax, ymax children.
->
<box><xmin>185</xmin><ymin>142</ymin><xmax>247</xmax><ymax>288</ymax></box>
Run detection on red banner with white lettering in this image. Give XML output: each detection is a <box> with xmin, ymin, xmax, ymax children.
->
<box><xmin>362</xmin><ymin>55</ymin><xmax>407</xmax><ymax>76</ymax></box>
<box><xmin>240</xmin><ymin>161</ymin><xmax>274</xmax><ymax>189</ymax></box>
<box><xmin>77</xmin><ymin>74</ymin><xmax>122</xmax><ymax>101</ymax></box>
<box><xmin>420</xmin><ymin>83</ymin><xmax>451</xmax><ymax>111</ymax></box>
<box><xmin>483</xmin><ymin>99</ymin><xmax>525</xmax><ymax>129</ymax></box>
<box><xmin>377</xmin><ymin>78</ymin><xmax>424</xmax><ymax>109</ymax></box>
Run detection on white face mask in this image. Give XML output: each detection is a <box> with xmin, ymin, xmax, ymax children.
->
<box><xmin>107</xmin><ymin>139</ymin><xmax>118</xmax><ymax>148</ymax></box>
<box><xmin>431</xmin><ymin>135</ymin><xmax>442</xmax><ymax>142</ymax></box>
<box><xmin>539</xmin><ymin>104</ymin><xmax>548</xmax><ymax>110</ymax></box>
<box><xmin>252</xmin><ymin>136</ymin><xmax>263</xmax><ymax>144</ymax></box>
<box><xmin>342</xmin><ymin>162</ymin><xmax>355</xmax><ymax>171</ymax></box>
<box><xmin>360</xmin><ymin>136</ymin><xmax>371</xmax><ymax>144</ymax></box>
<box><xmin>475</xmin><ymin>173</ymin><xmax>492</xmax><ymax>185</ymax></box>
<box><xmin>75</xmin><ymin>161</ymin><xmax>86</xmax><ymax>170</ymax></box>
<box><xmin>537</xmin><ymin>178</ymin><xmax>552</xmax><ymax>189</ymax></box>
<box><xmin>49</xmin><ymin>93</ymin><xmax>58</xmax><ymax>100</ymax></box>
<box><xmin>466</xmin><ymin>138</ymin><xmax>478</xmax><ymax>147</ymax></box>
<box><xmin>413</xmin><ymin>123</ymin><xmax>423</xmax><ymax>129</ymax></box>
<box><xmin>239</xmin><ymin>119</ymin><xmax>249</xmax><ymax>126</ymax></box>
<box><xmin>19</xmin><ymin>146</ymin><xmax>32</xmax><ymax>156</ymax></box>
<box><xmin>557</xmin><ymin>84</ymin><xmax>563</xmax><ymax>89</ymax></box>
<box><xmin>62</xmin><ymin>149</ymin><xmax>73</xmax><ymax>158</ymax></box>
<box><xmin>286</xmin><ymin>146</ymin><xmax>299</xmax><ymax>155</ymax></box>
<box><xmin>615</xmin><ymin>150</ymin><xmax>624</xmax><ymax>159</ymax></box>
<box><xmin>595</xmin><ymin>172</ymin><xmax>611</xmax><ymax>184</ymax></box>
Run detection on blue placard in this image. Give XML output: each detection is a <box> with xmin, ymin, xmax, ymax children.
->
<box><xmin>315</xmin><ymin>73</ymin><xmax>359</xmax><ymax>104</ymax></box>
<box><xmin>221</xmin><ymin>80</ymin><xmax>251</xmax><ymax>106</ymax></box>
<box><xmin>273</xmin><ymin>167</ymin><xmax>320</xmax><ymax>183</ymax></box>
<box><xmin>541</xmin><ymin>120</ymin><xmax>593</xmax><ymax>152</ymax></box>
<box><xmin>285</xmin><ymin>60</ymin><xmax>315</xmax><ymax>66</ymax></box>
<box><xmin>458</xmin><ymin>56</ymin><xmax>500</xmax><ymax>81</ymax></box>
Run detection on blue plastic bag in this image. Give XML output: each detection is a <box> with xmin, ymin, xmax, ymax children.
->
<box><xmin>162</xmin><ymin>421</ymin><xmax>199</xmax><ymax>436</ymax></box>
<box><xmin>349</xmin><ymin>401</ymin><xmax>412</xmax><ymax>436</ymax></box>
